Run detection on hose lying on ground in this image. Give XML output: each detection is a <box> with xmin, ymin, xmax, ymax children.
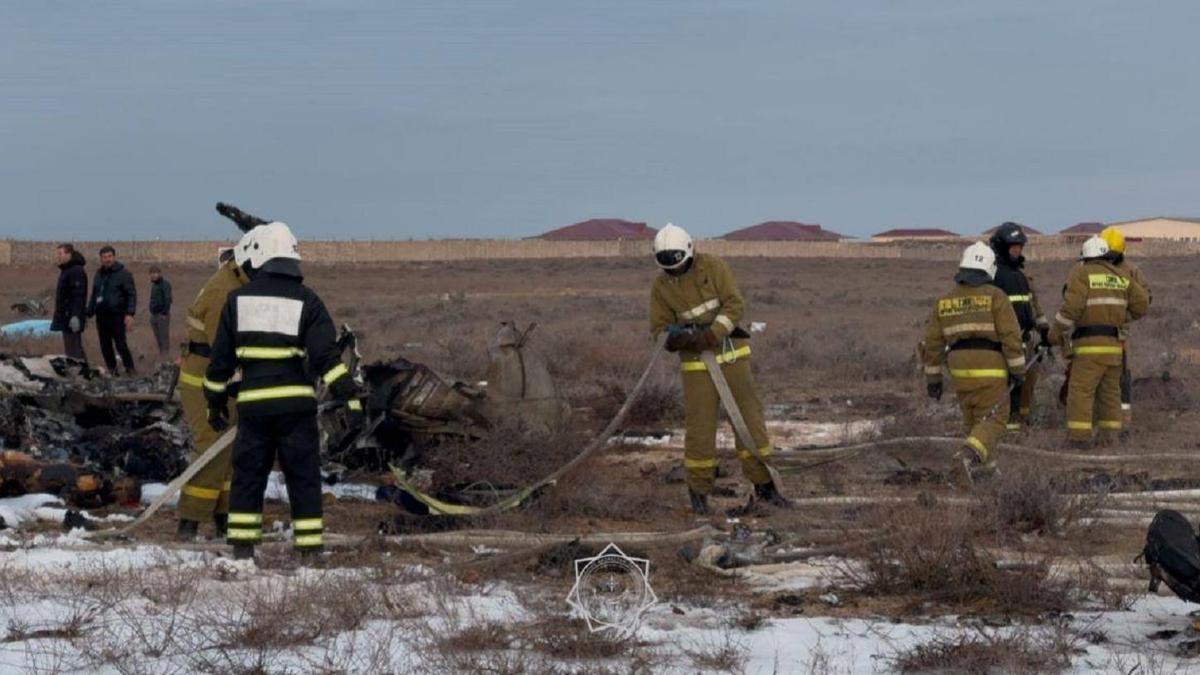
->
<box><xmin>774</xmin><ymin>436</ymin><xmax>1198</xmax><ymax>466</ymax></box>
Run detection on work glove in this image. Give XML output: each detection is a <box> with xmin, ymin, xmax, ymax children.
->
<box><xmin>665</xmin><ymin>331</ymin><xmax>694</xmax><ymax>352</ymax></box>
<box><xmin>695</xmin><ymin>329</ymin><xmax>721</xmax><ymax>352</ymax></box>
<box><xmin>68</xmin><ymin>316</ymin><xmax>81</xmax><ymax>333</ymax></box>
<box><xmin>926</xmin><ymin>381</ymin><xmax>943</xmax><ymax>401</ymax></box>
<box><xmin>207</xmin><ymin>405</ymin><xmax>229</xmax><ymax>432</ymax></box>
<box><xmin>346</xmin><ymin>405</ymin><xmax>365</xmax><ymax>435</ymax></box>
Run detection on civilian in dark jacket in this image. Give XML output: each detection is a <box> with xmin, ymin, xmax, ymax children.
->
<box><xmin>87</xmin><ymin>245</ymin><xmax>138</xmax><ymax>375</ymax></box>
<box><xmin>51</xmin><ymin>243</ymin><xmax>89</xmax><ymax>362</ymax></box>
<box><xmin>148</xmin><ymin>266</ymin><xmax>173</xmax><ymax>358</ymax></box>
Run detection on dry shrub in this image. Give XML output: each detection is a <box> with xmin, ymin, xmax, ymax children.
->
<box><xmin>421</xmin><ymin>423</ymin><xmax>587</xmax><ymax>496</ymax></box>
<box><xmin>681</xmin><ymin>628</ymin><xmax>749</xmax><ymax>674</ymax></box>
<box><xmin>437</xmin><ymin>621</ymin><xmax>515</xmax><ymax>653</ymax></box>
<box><xmin>854</xmin><ymin>508</ymin><xmax>1071</xmax><ymax>617</ymax></box>
<box><xmin>974</xmin><ymin>462</ymin><xmax>1100</xmax><ymax>537</ymax></box>
<box><xmin>530</xmin><ymin>468</ymin><xmax>670</xmax><ymax>523</ymax></box>
<box><xmin>212</xmin><ymin>576</ymin><xmax>372</xmax><ymax>650</ymax></box>
<box><xmin>893</xmin><ymin>628</ymin><xmax>1075</xmax><ymax>674</ymax></box>
<box><xmin>519</xmin><ymin>618</ymin><xmax>639</xmax><ymax>661</ymax></box>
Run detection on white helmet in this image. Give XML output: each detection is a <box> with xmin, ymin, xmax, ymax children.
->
<box><xmin>1079</xmin><ymin>235</ymin><xmax>1109</xmax><ymax>260</ymax></box>
<box><xmin>959</xmin><ymin>241</ymin><xmax>997</xmax><ymax>279</ymax></box>
<box><xmin>237</xmin><ymin>221</ymin><xmax>301</xmax><ymax>269</ymax></box>
<box><xmin>653</xmin><ymin>223</ymin><xmax>694</xmax><ymax>271</ymax></box>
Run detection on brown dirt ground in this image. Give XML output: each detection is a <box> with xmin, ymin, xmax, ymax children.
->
<box><xmin>3</xmin><ymin>254</ymin><xmax>1197</xmax><ymax>618</ymax></box>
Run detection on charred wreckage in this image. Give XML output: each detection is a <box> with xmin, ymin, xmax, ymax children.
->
<box><xmin>0</xmin><ymin>321</ymin><xmax>569</xmax><ymax>521</ymax></box>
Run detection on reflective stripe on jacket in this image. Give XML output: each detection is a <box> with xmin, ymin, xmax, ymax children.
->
<box><xmin>922</xmin><ymin>282</ymin><xmax>1025</xmax><ymax>383</ymax></box>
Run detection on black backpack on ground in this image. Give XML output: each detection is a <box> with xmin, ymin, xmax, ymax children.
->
<box><xmin>1141</xmin><ymin>509</ymin><xmax>1200</xmax><ymax>603</ymax></box>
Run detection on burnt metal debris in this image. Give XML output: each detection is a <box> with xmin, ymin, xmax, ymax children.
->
<box><xmin>0</xmin><ymin>322</ymin><xmax>571</xmax><ymax>515</ymax></box>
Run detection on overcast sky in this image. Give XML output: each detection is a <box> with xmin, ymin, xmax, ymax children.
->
<box><xmin>3</xmin><ymin>1</ymin><xmax>1199</xmax><ymax>240</ymax></box>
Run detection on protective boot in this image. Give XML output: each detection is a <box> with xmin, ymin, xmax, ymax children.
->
<box><xmin>727</xmin><ymin>480</ymin><xmax>791</xmax><ymax>516</ymax></box>
<box><xmin>213</xmin><ymin>513</ymin><xmax>228</xmax><ymax>539</ymax></box>
<box><xmin>232</xmin><ymin>543</ymin><xmax>255</xmax><ymax>560</ymax></box>
<box><xmin>688</xmin><ymin>488</ymin><xmax>710</xmax><ymax>515</ymax></box>
<box><xmin>753</xmin><ymin>480</ymin><xmax>791</xmax><ymax>509</ymax></box>
<box><xmin>176</xmin><ymin>519</ymin><xmax>199</xmax><ymax>542</ymax></box>
<box><xmin>950</xmin><ymin>447</ymin><xmax>998</xmax><ymax>489</ymax></box>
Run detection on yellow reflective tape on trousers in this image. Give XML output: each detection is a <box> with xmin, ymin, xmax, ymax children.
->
<box><xmin>236</xmin><ymin>346</ymin><xmax>306</xmax><ymax>359</ymax></box>
<box><xmin>182</xmin><ymin>484</ymin><xmax>221</xmax><ymax>500</ymax></box>
<box><xmin>1008</xmin><ymin>294</ymin><xmax>1032</xmax><ymax>303</ymax></box>
<box><xmin>322</xmin><ymin>362</ymin><xmax>349</xmax><ymax>385</ymax></box>
<box><xmin>228</xmin><ymin>512</ymin><xmax>262</xmax><ymax>525</ymax></box>
<box><xmin>681</xmin><ymin>346</ymin><xmax>752</xmax><ymax>372</ymax></box>
<box><xmin>966</xmin><ymin>436</ymin><xmax>989</xmax><ymax>459</ymax></box>
<box><xmin>228</xmin><ymin>529</ymin><xmax>261</xmax><ymax>540</ymax></box>
<box><xmin>203</xmin><ymin>378</ymin><xmax>227</xmax><ymax>393</ymax></box>
<box><xmin>1073</xmin><ymin>346</ymin><xmax>1123</xmax><ymax>355</ymax></box>
<box><xmin>236</xmin><ymin>385</ymin><xmax>316</xmax><ymax>402</ymax></box>
<box><xmin>347</xmin><ymin>399</ymin><xmax>362</xmax><ymax>411</ymax></box>
<box><xmin>737</xmin><ymin>446</ymin><xmax>773</xmax><ymax>460</ymax></box>
<box><xmin>178</xmin><ymin>372</ymin><xmax>205</xmax><ymax>388</ymax></box>
<box><xmin>948</xmin><ymin>369</ymin><xmax>1007</xmax><ymax>378</ymax></box>
<box><xmin>1098</xmin><ymin>420</ymin><xmax>1122</xmax><ymax>430</ymax></box>
<box><xmin>293</xmin><ymin>518</ymin><xmax>323</xmax><ymax>531</ymax></box>
<box><xmin>294</xmin><ymin>534</ymin><xmax>323</xmax><ymax>547</ymax></box>
<box><xmin>683</xmin><ymin>457</ymin><xmax>718</xmax><ymax>469</ymax></box>
<box><xmin>1067</xmin><ymin>421</ymin><xmax>1092</xmax><ymax>430</ymax></box>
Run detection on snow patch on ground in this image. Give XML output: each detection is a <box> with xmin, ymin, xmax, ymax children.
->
<box><xmin>140</xmin><ymin>474</ymin><xmax>379</xmax><ymax>508</ymax></box>
<box><xmin>613</xmin><ymin>419</ymin><xmax>885</xmax><ymax>453</ymax></box>
<box><xmin>0</xmin><ymin>533</ymin><xmax>1194</xmax><ymax>674</ymax></box>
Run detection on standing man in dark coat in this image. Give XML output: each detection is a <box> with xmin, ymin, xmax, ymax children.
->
<box><xmin>148</xmin><ymin>265</ymin><xmax>173</xmax><ymax>359</ymax></box>
<box><xmin>51</xmin><ymin>243</ymin><xmax>89</xmax><ymax>362</ymax></box>
<box><xmin>87</xmin><ymin>245</ymin><xmax>138</xmax><ymax>375</ymax></box>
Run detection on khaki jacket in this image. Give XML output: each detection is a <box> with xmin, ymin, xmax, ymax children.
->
<box><xmin>922</xmin><ymin>283</ymin><xmax>1025</xmax><ymax>384</ymax></box>
<box><xmin>649</xmin><ymin>253</ymin><xmax>747</xmax><ymax>367</ymax></box>
<box><xmin>180</xmin><ymin>261</ymin><xmax>247</xmax><ymax>383</ymax></box>
<box><xmin>1049</xmin><ymin>259</ymin><xmax>1149</xmax><ymax>362</ymax></box>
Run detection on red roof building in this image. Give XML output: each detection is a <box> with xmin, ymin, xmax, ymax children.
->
<box><xmin>1059</xmin><ymin>222</ymin><xmax>1105</xmax><ymax>236</ymax></box>
<box><xmin>720</xmin><ymin>221</ymin><xmax>850</xmax><ymax>241</ymax></box>
<box><xmin>535</xmin><ymin>218</ymin><xmax>656</xmax><ymax>241</ymax></box>
<box><xmin>981</xmin><ymin>224</ymin><xmax>1044</xmax><ymax>236</ymax></box>
<box><xmin>872</xmin><ymin>228</ymin><xmax>961</xmax><ymax>241</ymax></box>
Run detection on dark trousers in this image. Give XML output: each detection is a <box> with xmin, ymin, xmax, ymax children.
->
<box><xmin>62</xmin><ymin>332</ymin><xmax>88</xmax><ymax>362</ymax></box>
<box><xmin>150</xmin><ymin>313</ymin><xmax>171</xmax><ymax>357</ymax></box>
<box><xmin>95</xmin><ymin>313</ymin><xmax>135</xmax><ymax>374</ymax></box>
<box><xmin>227</xmin><ymin>412</ymin><xmax>324</xmax><ymax>550</ymax></box>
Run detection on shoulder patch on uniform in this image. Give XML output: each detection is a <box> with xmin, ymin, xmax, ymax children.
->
<box><xmin>938</xmin><ymin>296</ymin><xmax>992</xmax><ymax>317</ymax></box>
<box><xmin>1088</xmin><ymin>274</ymin><xmax>1130</xmax><ymax>291</ymax></box>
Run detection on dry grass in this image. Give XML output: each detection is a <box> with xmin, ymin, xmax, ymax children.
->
<box><xmin>851</xmin><ymin>507</ymin><xmax>1073</xmax><ymax>617</ymax></box>
<box><xmin>893</xmin><ymin>627</ymin><xmax>1076</xmax><ymax>674</ymax></box>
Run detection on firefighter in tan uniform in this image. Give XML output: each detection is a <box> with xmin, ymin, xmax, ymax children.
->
<box><xmin>648</xmin><ymin>224</ymin><xmax>785</xmax><ymax>515</ymax></box>
<box><xmin>1049</xmin><ymin>236</ymin><xmax>1149</xmax><ymax>444</ymax></box>
<box><xmin>923</xmin><ymin>242</ymin><xmax>1026</xmax><ymax>483</ymax></box>
<box><xmin>175</xmin><ymin>249</ymin><xmax>249</xmax><ymax>540</ymax></box>
<box><xmin>1100</xmin><ymin>226</ymin><xmax>1151</xmax><ymax>427</ymax></box>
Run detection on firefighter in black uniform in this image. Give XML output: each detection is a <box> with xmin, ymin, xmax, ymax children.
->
<box><xmin>204</xmin><ymin>222</ymin><xmax>363</xmax><ymax>560</ymax></box>
<box><xmin>988</xmin><ymin>223</ymin><xmax>1050</xmax><ymax>430</ymax></box>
